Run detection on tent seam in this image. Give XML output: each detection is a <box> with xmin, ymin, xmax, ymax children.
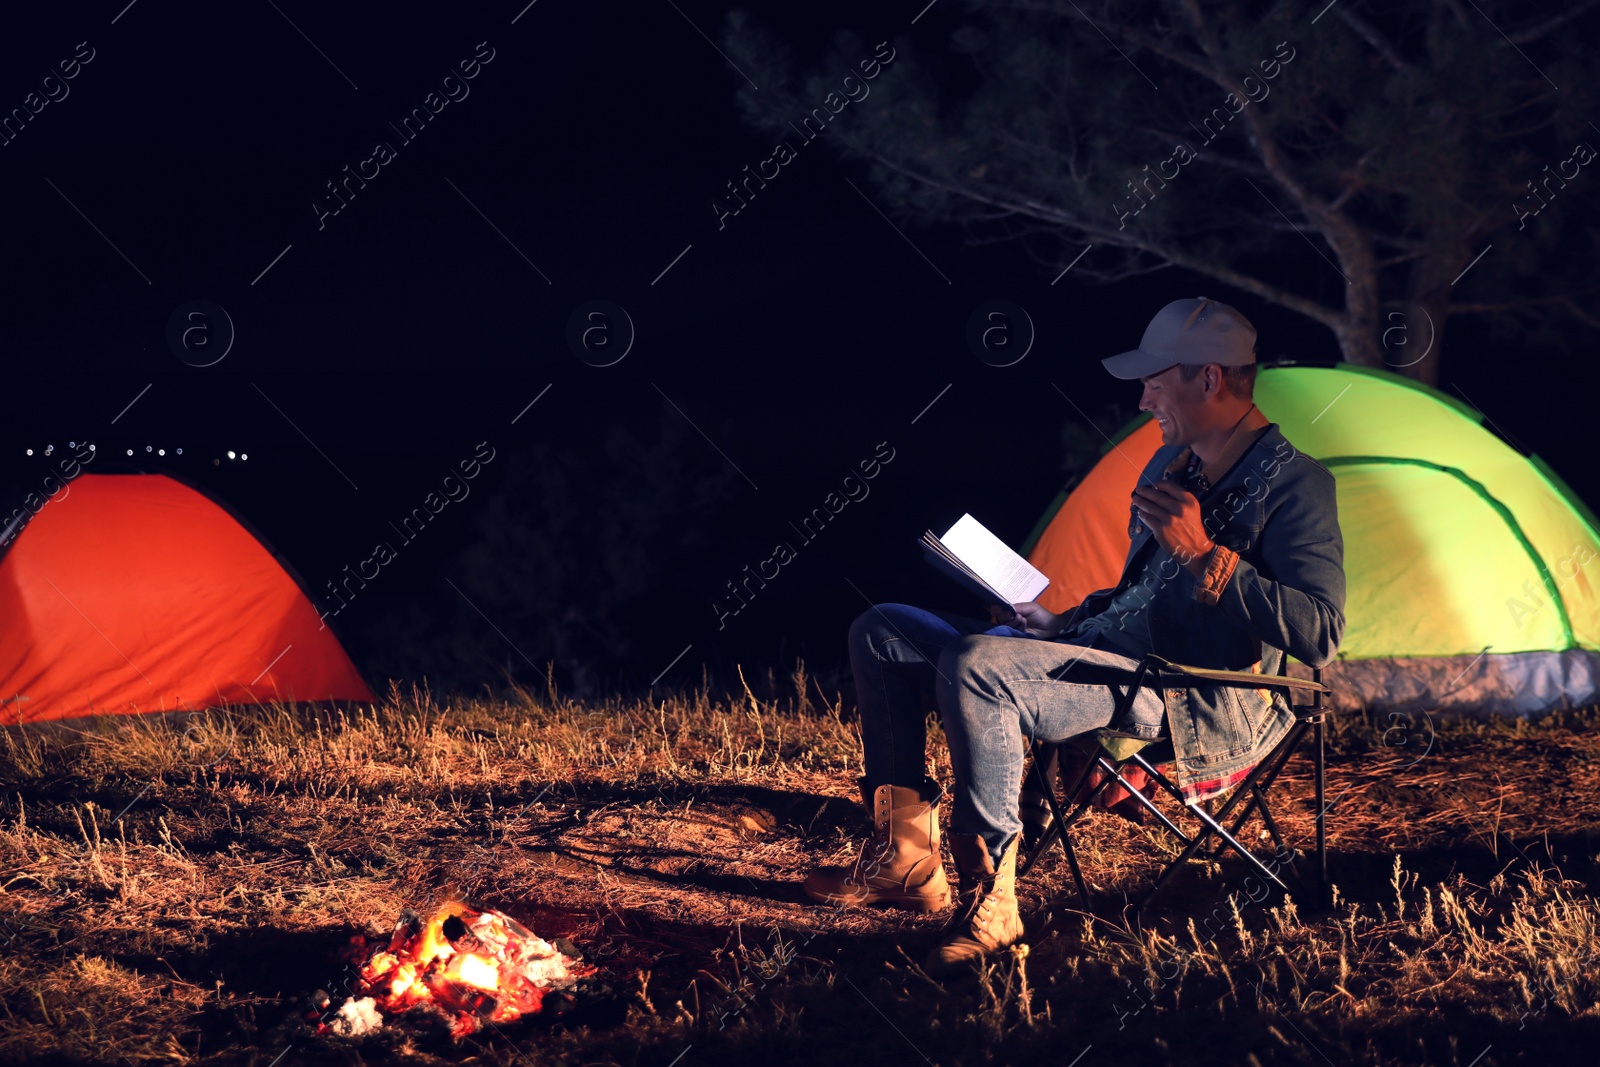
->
<box><xmin>1321</xmin><ymin>455</ymin><xmax>1576</xmax><ymax>651</ymax></box>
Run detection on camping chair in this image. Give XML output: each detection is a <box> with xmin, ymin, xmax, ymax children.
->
<box><xmin>1016</xmin><ymin>652</ymin><xmax>1334</xmax><ymax>918</ymax></box>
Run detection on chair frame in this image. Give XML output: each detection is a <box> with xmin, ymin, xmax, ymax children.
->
<box><xmin>1016</xmin><ymin>652</ymin><xmax>1333</xmax><ymax>917</ymax></box>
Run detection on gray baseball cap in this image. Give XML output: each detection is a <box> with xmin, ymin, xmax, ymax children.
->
<box><xmin>1101</xmin><ymin>297</ymin><xmax>1257</xmax><ymax>380</ymax></box>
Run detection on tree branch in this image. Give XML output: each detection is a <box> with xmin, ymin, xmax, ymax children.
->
<box><xmin>1130</xmin><ymin>127</ymin><xmax>1270</xmax><ymax>176</ymax></box>
<box><xmin>862</xmin><ymin>149</ymin><xmax>1346</xmax><ymax>329</ymax></box>
<box><xmin>1328</xmin><ymin>149</ymin><xmax>1380</xmax><ymax>212</ymax></box>
<box><xmin>1447</xmin><ymin>282</ymin><xmax>1600</xmax><ymax>317</ymax></box>
<box><xmin>1094</xmin><ymin>22</ymin><xmax>1231</xmax><ymax>96</ymax></box>
<box><xmin>1336</xmin><ymin>7</ymin><xmax>1412</xmax><ymax>71</ymax></box>
<box><xmin>1072</xmin><ymin>1</ymin><xmax>1357</xmax><ymax>243</ymax></box>
<box><xmin>1562</xmin><ymin>298</ymin><xmax>1600</xmax><ymax>331</ymax></box>
<box><xmin>1172</xmin><ymin>1</ymin><xmax>1339</xmax><ymax>230</ymax></box>
<box><xmin>1508</xmin><ymin>0</ymin><xmax>1600</xmax><ymax>44</ymax></box>
<box><xmin>1371</xmin><ymin>232</ymin><xmax>1428</xmax><ymax>253</ymax></box>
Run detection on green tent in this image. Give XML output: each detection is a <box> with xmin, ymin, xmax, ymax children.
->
<box><xmin>1022</xmin><ymin>363</ymin><xmax>1600</xmax><ymax>717</ymax></box>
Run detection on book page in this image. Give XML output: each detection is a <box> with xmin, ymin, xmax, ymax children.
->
<box><xmin>920</xmin><ymin>535</ymin><xmax>1006</xmax><ymax>603</ymax></box>
<box><xmin>938</xmin><ymin>514</ymin><xmax>1050</xmax><ymax>604</ymax></box>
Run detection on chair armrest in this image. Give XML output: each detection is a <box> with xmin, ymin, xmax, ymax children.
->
<box><xmin>1141</xmin><ymin>653</ymin><xmax>1331</xmax><ymax>696</ymax></box>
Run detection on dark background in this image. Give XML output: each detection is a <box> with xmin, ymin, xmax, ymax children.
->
<box><xmin>1</xmin><ymin>0</ymin><xmax>1585</xmax><ymax>701</ymax></box>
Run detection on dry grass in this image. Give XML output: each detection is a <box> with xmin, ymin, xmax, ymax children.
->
<box><xmin>3</xmin><ymin>662</ymin><xmax>1599</xmax><ymax>1066</ymax></box>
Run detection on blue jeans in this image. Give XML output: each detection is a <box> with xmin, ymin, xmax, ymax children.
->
<box><xmin>848</xmin><ymin>602</ymin><xmax>1165</xmax><ymax>863</ymax></box>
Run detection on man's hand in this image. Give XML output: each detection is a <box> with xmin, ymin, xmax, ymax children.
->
<box><xmin>1130</xmin><ymin>478</ymin><xmax>1215</xmax><ymax>577</ymax></box>
<box><xmin>988</xmin><ymin>600</ymin><xmax>1065</xmax><ymax>637</ymax></box>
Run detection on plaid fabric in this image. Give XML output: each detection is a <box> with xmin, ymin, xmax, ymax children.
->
<box><xmin>1178</xmin><ymin>761</ymin><xmax>1256</xmax><ymax>806</ymax></box>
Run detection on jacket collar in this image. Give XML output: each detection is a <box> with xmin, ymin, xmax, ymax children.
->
<box><xmin>1165</xmin><ymin>404</ymin><xmax>1272</xmax><ymax>496</ymax></box>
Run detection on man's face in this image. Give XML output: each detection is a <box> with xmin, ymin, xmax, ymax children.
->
<box><xmin>1138</xmin><ymin>364</ymin><xmax>1208</xmax><ymax>446</ymax></box>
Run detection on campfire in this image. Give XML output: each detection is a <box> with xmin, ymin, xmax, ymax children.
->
<box><xmin>319</xmin><ymin>901</ymin><xmax>589</xmax><ymax>1039</ymax></box>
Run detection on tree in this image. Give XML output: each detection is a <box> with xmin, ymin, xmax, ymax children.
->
<box><xmin>723</xmin><ymin>1</ymin><xmax>1600</xmax><ymax>383</ymax></box>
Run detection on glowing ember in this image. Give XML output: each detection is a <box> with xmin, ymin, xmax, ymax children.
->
<box><xmin>320</xmin><ymin>901</ymin><xmax>587</xmax><ymax>1038</ymax></box>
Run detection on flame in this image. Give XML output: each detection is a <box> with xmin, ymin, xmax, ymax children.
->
<box><xmin>449</xmin><ymin>953</ymin><xmax>500</xmax><ymax>990</ymax></box>
<box><xmin>325</xmin><ymin>900</ymin><xmax>583</xmax><ymax>1038</ymax></box>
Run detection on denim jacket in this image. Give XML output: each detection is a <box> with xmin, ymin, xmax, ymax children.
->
<box><xmin>1060</xmin><ymin>423</ymin><xmax>1346</xmax><ymax>802</ymax></box>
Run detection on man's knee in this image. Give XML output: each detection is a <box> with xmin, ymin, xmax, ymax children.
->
<box><xmin>936</xmin><ymin>633</ymin><xmax>998</xmax><ymax>684</ymax></box>
<box><xmin>850</xmin><ymin>602</ymin><xmax>909</xmax><ymax>651</ymax></box>
<box><xmin>847</xmin><ymin>608</ymin><xmax>877</xmax><ymax>651</ymax></box>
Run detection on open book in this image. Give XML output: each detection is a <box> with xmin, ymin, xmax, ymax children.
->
<box><xmin>918</xmin><ymin>513</ymin><xmax>1050</xmax><ymax>606</ymax></box>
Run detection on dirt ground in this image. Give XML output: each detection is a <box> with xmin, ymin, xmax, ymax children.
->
<box><xmin>3</xmin><ymin>665</ymin><xmax>1599</xmax><ymax>1066</ymax></box>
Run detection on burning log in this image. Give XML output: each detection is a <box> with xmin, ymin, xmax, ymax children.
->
<box><xmin>319</xmin><ymin>900</ymin><xmax>588</xmax><ymax>1039</ymax></box>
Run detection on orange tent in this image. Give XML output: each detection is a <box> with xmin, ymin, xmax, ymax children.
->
<box><xmin>0</xmin><ymin>473</ymin><xmax>373</xmax><ymax>724</ymax></box>
<box><xmin>1023</xmin><ymin>417</ymin><xmax>1165</xmax><ymax>616</ymax></box>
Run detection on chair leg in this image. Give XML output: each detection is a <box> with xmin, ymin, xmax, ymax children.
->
<box><xmin>1221</xmin><ymin>730</ymin><xmax>1304</xmax><ymax>841</ymax></box>
<box><xmin>1135</xmin><ymin>812</ymin><xmax>1287</xmax><ymax>919</ymax></box>
<box><xmin>1020</xmin><ymin>740</ymin><xmax>1124</xmax><ymax>913</ymax></box>
<box><xmin>1095</xmin><ymin>756</ymin><xmax>1192</xmax><ymax>845</ymax></box>
<box><xmin>1316</xmin><ymin>716</ymin><xmax>1330</xmax><ymax>910</ymax></box>
<box><xmin>1202</xmin><ymin>721</ymin><xmax>1309</xmax><ymax>833</ymax></box>
<box><xmin>1185</xmin><ymin>721</ymin><xmax>1309</xmax><ymax>861</ymax></box>
<box><xmin>1183</xmin><ymin>805</ymin><xmax>1292</xmax><ymax>892</ymax></box>
<box><xmin>1018</xmin><ymin>746</ymin><xmax>1067</xmax><ymax>877</ymax></box>
<box><xmin>1018</xmin><ymin>739</ymin><xmax>1102</xmax><ymax>884</ymax></box>
<box><xmin>1129</xmin><ymin>740</ymin><xmax>1302</xmax><ymax>916</ymax></box>
<box><xmin>1217</xmin><ymin>752</ymin><xmax>1299</xmax><ymax>862</ymax></box>
<box><xmin>1249</xmin><ymin>784</ymin><xmax>1290</xmax><ymax>856</ymax></box>
<box><xmin>1089</xmin><ymin>752</ymin><xmax>1315</xmax><ymax>919</ymax></box>
<box><xmin>1061</xmin><ymin>828</ymin><xmax>1090</xmax><ymax>913</ymax></box>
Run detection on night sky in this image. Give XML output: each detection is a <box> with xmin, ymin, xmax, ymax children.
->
<box><xmin>3</xmin><ymin>1</ymin><xmax>1590</xmax><ymax>699</ymax></box>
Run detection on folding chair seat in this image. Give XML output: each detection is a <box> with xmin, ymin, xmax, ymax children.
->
<box><xmin>1016</xmin><ymin>652</ymin><xmax>1334</xmax><ymax>918</ymax></box>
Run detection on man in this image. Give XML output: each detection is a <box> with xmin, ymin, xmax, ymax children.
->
<box><xmin>803</xmin><ymin>296</ymin><xmax>1345</xmax><ymax>977</ymax></box>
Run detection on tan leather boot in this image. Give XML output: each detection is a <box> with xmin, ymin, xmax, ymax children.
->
<box><xmin>925</xmin><ymin>833</ymin><xmax>1024</xmax><ymax>976</ymax></box>
<box><xmin>803</xmin><ymin>779</ymin><xmax>952</xmax><ymax>912</ymax></box>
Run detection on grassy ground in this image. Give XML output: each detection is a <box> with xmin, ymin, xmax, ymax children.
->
<box><xmin>3</xmin><ymin>662</ymin><xmax>1599</xmax><ymax>1066</ymax></box>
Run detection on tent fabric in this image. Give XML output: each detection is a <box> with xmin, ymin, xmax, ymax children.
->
<box><xmin>1299</xmin><ymin>649</ymin><xmax>1600</xmax><ymax>719</ymax></box>
<box><xmin>1022</xmin><ymin>363</ymin><xmax>1600</xmax><ymax>716</ymax></box>
<box><xmin>1025</xmin><ymin>417</ymin><xmax>1168</xmax><ymax>617</ymax></box>
<box><xmin>0</xmin><ymin>473</ymin><xmax>374</xmax><ymax>724</ymax></box>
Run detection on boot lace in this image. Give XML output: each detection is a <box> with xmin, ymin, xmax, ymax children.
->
<box><xmin>848</xmin><ymin>828</ymin><xmax>896</xmax><ymax>885</ymax></box>
<box><xmin>945</xmin><ymin>874</ymin><xmax>997</xmax><ymax>932</ymax></box>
